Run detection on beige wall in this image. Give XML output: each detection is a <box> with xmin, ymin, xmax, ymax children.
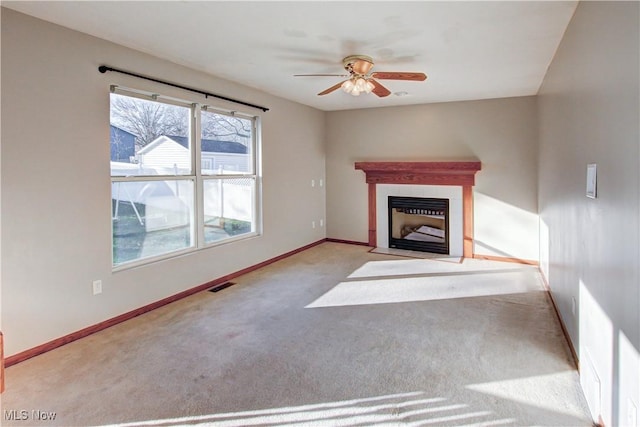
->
<box><xmin>0</xmin><ymin>9</ymin><xmax>326</xmax><ymax>356</ymax></box>
<box><xmin>326</xmin><ymin>97</ymin><xmax>539</xmax><ymax>261</ymax></box>
<box><xmin>538</xmin><ymin>2</ymin><xmax>639</xmax><ymax>425</ymax></box>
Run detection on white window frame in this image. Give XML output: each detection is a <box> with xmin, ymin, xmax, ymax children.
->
<box><xmin>111</xmin><ymin>87</ymin><xmax>262</xmax><ymax>271</ymax></box>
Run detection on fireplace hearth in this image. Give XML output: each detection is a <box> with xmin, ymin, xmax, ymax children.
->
<box><xmin>388</xmin><ymin>196</ymin><xmax>449</xmax><ymax>254</ymax></box>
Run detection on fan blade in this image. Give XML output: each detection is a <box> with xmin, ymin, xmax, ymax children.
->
<box><xmin>294</xmin><ymin>74</ymin><xmax>349</xmax><ymax>77</ymax></box>
<box><xmin>371</xmin><ymin>72</ymin><xmax>427</xmax><ymax>81</ymax></box>
<box><xmin>318</xmin><ymin>81</ymin><xmax>346</xmax><ymax>96</ymax></box>
<box><xmin>370</xmin><ymin>79</ymin><xmax>391</xmax><ymax>98</ymax></box>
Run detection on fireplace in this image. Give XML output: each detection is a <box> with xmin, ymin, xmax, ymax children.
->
<box><xmin>355</xmin><ymin>161</ymin><xmax>481</xmax><ymax>258</ymax></box>
<box><xmin>388</xmin><ymin>196</ymin><xmax>449</xmax><ymax>254</ymax></box>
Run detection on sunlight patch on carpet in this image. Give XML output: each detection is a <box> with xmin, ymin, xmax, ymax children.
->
<box><xmin>466</xmin><ymin>371</ymin><xmax>589</xmax><ymax>420</ymax></box>
<box><xmin>307</xmin><ymin>270</ymin><xmax>542</xmax><ymax>308</ymax></box>
<box><xmin>100</xmin><ymin>391</ymin><xmax>516</xmax><ymax>427</ymax></box>
<box><xmin>348</xmin><ymin>257</ymin><xmax>538</xmax><ymax>280</ymax></box>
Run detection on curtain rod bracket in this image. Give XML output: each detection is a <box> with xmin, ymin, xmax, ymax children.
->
<box><xmin>98</xmin><ymin>65</ymin><xmax>269</xmax><ymax>112</ymax></box>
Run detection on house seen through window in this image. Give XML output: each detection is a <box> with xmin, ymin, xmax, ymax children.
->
<box><xmin>110</xmin><ymin>90</ymin><xmax>259</xmax><ymax>268</ymax></box>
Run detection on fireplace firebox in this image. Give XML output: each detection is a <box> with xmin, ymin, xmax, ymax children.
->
<box><xmin>388</xmin><ymin>196</ymin><xmax>449</xmax><ymax>254</ymax></box>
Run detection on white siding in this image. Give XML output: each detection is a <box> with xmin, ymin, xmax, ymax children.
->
<box><xmin>139</xmin><ymin>136</ymin><xmax>191</xmax><ymax>174</ymax></box>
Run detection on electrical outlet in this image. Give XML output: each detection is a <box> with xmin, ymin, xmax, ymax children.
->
<box><xmin>92</xmin><ymin>280</ymin><xmax>102</xmax><ymax>295</ymax></box>
<box><xmin>311</xmin><ymin>179</ymin><xmax>315</xmax><ymax>187</ymax></box>
<box><xmin>319</xmin><ymin>179</ymin><xmax>323</xmax><ymax>187</ymax></box>
<box><xmin>320</xmin><ymin>219</ymin><xmax>324</xmax><ymax>227</ymax></box>
<box><xmin>312</xmin><ymin>221</ymin><xmax>316</xmax><ymax>229</ymax></box>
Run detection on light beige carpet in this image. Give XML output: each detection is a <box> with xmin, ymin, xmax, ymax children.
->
<box><xmin>2</xmin><ymin>242</ymin><xmax>592</xmax><ymax>426</ymax></box>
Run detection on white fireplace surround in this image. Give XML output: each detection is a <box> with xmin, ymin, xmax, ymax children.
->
<box><xmin>376</xmin><ymin>184</ymin><xmax>463</xmax><ymax>257</ymax></box>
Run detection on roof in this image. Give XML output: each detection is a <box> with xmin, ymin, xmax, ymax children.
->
<box><xmin>110</xmin><ymin>125</ymin><xmax>136</xmax><ymax>138</ymax></box>
<box><xmin>137</xmin><ymin>135</ymin><xmax>248</xmax><ymax>155</ymax></box>
<box><xmin>167</xmin><ymin>135</ymin><xmax>248</xmax><ymax>154</ymax></box>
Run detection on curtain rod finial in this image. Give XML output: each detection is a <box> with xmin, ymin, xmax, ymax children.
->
<box><xmin>98</xmin><ymin>65</ymin><xmax>109</xmax><ymax>73</ymax></box>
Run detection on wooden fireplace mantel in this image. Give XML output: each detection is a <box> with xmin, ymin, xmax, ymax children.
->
<box><xmin>355</xmin><ymin>161</ymin><xmax>481</xmax><ymax>186</ymax></box>
<box><xmin>354</xmin><ymin>161</ymin><xmax>482</xmax><ymax>257</ymax></box>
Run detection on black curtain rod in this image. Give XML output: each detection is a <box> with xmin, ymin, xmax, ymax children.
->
<box><xmin>98</xmin><ymin>65</ymin><xmax>269</xmax><ymax>112</ymax></box>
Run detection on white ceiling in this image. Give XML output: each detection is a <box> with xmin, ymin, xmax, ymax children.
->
<box><xmin>3</xmin><ymin>1</ymin><xmax>578</xmax><ymax>111</ymax></box>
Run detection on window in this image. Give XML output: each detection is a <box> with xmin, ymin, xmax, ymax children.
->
<box><xmin>110</xmin><ymin>89</ymin><xmax>260</xmax><ymax>268</ymax></box>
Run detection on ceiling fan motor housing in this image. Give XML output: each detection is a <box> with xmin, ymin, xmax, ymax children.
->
<box><xmin>343</xmin><ymin>55</ymin><xmax>374</xmax><ymax>76</ymax></box>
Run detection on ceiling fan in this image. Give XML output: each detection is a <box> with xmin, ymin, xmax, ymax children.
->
<box><xmin>294</xmin><ymin>55</ymin><xmax>427</xmax><ymax>97</ymax></box>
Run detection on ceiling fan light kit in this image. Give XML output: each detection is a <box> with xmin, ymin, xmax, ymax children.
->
<box><xmin>295</xmin><ymin>54</ymin><xmax>427</xmax><ymax>98</ymax></box>
<box><xmin>342</xmin><ymin>77</ymin><xmax>375</xmax><ymax>96</ymax></box>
